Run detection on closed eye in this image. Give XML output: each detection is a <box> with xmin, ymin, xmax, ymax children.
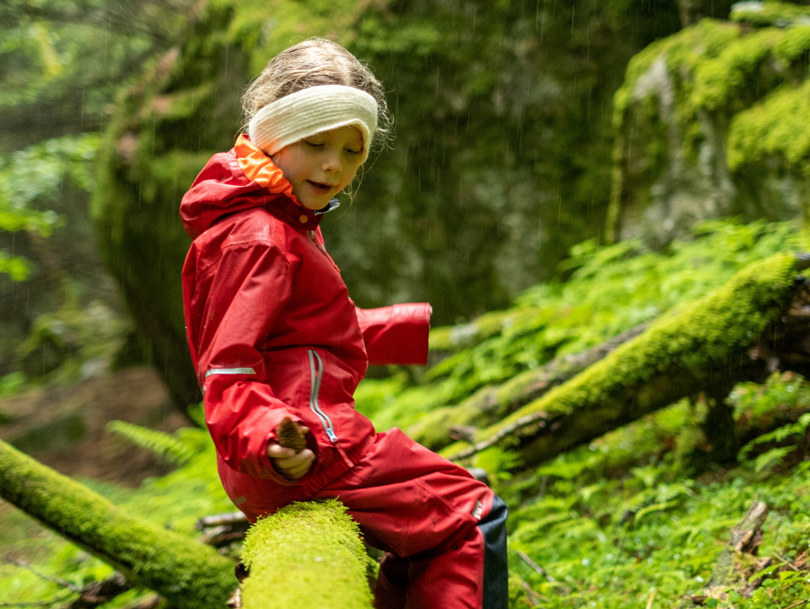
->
<box><xmin>305</xmin><ymin>140</ymin><xmax>324</xmax><ymax>149</ymax></box>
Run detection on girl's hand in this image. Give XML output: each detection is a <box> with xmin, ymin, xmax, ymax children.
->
<box><xmin>267</xmin><ymin>425</ymin><xmax>315</xmax><ymax>480</ymax></box>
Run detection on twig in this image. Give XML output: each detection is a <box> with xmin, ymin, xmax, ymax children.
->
<box><xmin>520</xmin><ymin>579</ymin><xmax>540</xmax><ymax>606</ymax></box>
<box><xmin>516</xmin><ymin>550</ymin><xmax>557</xmax><ymax>583</ymax></box>
<box><xmin>3</xmin><ymin>558</ymin><xmax>80</xmax><ymax>593</ymax></box>
<box><xmin>452</xmin><ymin>412</ymin><xmax>553</xmax><ymax>460</ymax></box>
<box><xmin>771</xmin><ymin>551</ymin><xmax>800</xmax><ymax>571</ymax></box>
<box><xmin>196</xmin><ymin>511</ymin><xmax>248</xmax><ymax>530</ymax></box>
<box><xmin>65</xmin><ymin>572</ymin><xmax>132</xmax><ymax>608</ymax></box>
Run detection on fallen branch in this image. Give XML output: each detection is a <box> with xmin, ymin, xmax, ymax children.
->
<box><xmin>0</xmin><ymin>439</ymin><xmax>235</xmax><ymax>608</ymax></box>
<box><xmin>445</xmin><ymin>254</ymin><xmax>806</xmax><ymax>466</ymax></box>
<box><xmin>684</xmin><ymin>498</ymin><xmax>771</xmax><ymax>605</ymax></box>
<box><xmin>408</xmin><ymin>323</ymin><xmax>648</xmax><ymax>451</ymax></box>
<box><xmin>196</xmin><ymin>511</ymin><xmax>250</xmax><ymax>548</ymax></box>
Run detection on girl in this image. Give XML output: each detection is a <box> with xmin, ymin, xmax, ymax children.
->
<box><xmin>180</xmin><ymin>38</ymin><xmax>508</xmax><ymax>608</ymax></box>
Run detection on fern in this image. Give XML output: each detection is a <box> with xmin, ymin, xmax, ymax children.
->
<box><xmin>739</xmin><ymin>412</ymin><xmax>810</xmax><ymax>463</ymax></box>
<box><xmin>106</xmin><ymin>420</ymin><xmax>204</xmax><ymax>466</ymax></box>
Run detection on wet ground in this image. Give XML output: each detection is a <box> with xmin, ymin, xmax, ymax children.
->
<box><xmin>0</xmin><ymin>366</ymin><xmax>187</xmax><ymax>486</ymax></box>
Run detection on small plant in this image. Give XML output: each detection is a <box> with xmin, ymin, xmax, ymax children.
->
<box><xmin>106</xmin><ymin>420</ymin><xmax>210</xmax><ymax>467</ymax></box>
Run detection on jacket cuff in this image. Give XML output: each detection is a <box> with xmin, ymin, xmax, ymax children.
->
<box><xmin>357</xmin><ymin>303</ymin><xmax>432</xmax><ymax>366</ymax></box>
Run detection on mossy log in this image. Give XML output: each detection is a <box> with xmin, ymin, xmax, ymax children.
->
<box><xmin>0</xmin><ymin>439</ymin><xmax>235</xmax><ymax>608</ymax></box>
<box><xmin>239</xmin><ymin>500</ymin><xmax>372</xmax><ymax>609</ymax></box>
<box><xmin>444</xmin><ymin>253</ymin><xmax>806</xmax><ymax>467</ymax></box>
<box><xmin>409</xmin><ymin>323</ymin><xmax>648</xmax><ymax>450</ymax></box>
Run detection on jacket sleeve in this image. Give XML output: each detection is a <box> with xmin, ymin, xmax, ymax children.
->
<box><xmin>355</xmin><ymin>304</ymin><xmax>432</xmax><ymax>366</ymax></box>
<box><xmin>185</xmin><ymin>237</ymin><xmax>298</xmax><ymax>484</ymax></box>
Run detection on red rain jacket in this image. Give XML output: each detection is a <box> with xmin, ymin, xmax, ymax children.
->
<box><xmin>180</xmin><ymin>135</ymin><xmax>431</xmax><ymax>510</ymax></box>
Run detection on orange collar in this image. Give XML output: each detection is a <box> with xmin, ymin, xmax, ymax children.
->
<box><xmin>234</xmin><ymin>135</ymin><xmax>300</xmax><ymax>204</ymax></box>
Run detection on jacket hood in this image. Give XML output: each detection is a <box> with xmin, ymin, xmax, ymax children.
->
<box><xmin>180</xmin><ymin>135</ymin><xmax>321</xmax><ymax>239</ymax></box>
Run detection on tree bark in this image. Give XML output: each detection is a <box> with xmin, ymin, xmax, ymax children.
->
<box><xmin>444</xmin><ymin>254</ymin><xmax>807</xmax><ymax>468</ymax></box>
<box><xmin>0</xmin><ymin>439</ymin><xmax>235</xmax><ymax>608</ymax></box>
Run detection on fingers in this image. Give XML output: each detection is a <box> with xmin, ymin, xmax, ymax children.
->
<box><xmin>267</xmin><ymin>443</ymin><xmax>315</xmax><ymax>481</ymax></box>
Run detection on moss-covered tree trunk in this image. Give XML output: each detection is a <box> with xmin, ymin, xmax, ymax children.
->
<box><xmin>409</xmin><ymin>322</ymin><xmax>649</xmax><ymax>450</ymax></box>
<box><xmin>445</xmin><ymin>253</ymin><xmax>804</xmax><ymax>467</ymax></box>
<box><xmin>0</xmin><ymin>439</ymin><xmax>235</xmax><ymax>608</ymax></box>
<box><xmin>239</xmin><ymin>500</ymin><xmax>372</xmax><ymax>609</ymax></box>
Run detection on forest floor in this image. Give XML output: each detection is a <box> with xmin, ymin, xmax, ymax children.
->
<box><xmin>0</xmin><ymin>366</ymin><xmax>192</xmax><ymax>594</ymax></box>
<box><xmin>0</xmin><ymin>366</ymin><xmax>186</xmax><ymax>487</ymax></box>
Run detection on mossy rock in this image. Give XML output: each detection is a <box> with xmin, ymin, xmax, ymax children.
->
<box><xmin>609</xmin><ymin>2</ymin><xmax>810</xmax><ymax>245</ymax></box>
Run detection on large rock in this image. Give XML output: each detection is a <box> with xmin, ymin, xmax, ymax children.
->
<box><xmin>608</xmin><ymin>1</ymin><xmax>810</xmax><ymax>246</ymax></box>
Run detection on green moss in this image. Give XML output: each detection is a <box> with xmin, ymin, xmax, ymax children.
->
<box><xmin>612</xmin><ymin>20</ymin><xmax>740</xmax><ymax>124</ymax></box>
<box><xmin>727</xmin><ymin>79</ymin><xmax>810</xmax><ymax>175</ymax></box>
<box><xmin>691</xmin><ymin>28</ymin><xmax>777</xmax><ymax>111</ymax></box>
<box><xmin>0</xmin><ymin>439</ymin><xmax>235</xmax><ymax>608</ymax></box>
<box><xmin>614</xmin><ymin>15</ymin><xmax>810</xmax><ymax>160</ymax></box>
<box><xmin>240</xmin><ymin>500</ymin><xmax>372</xmax><ymax>609</ymax></box>
<box><xmin>616</xmin><ymin>7</ymin><xmax>810</xmax><ymax>125</ymax></box>
<box><xmin>771</xmin><ymin>23</ymin><xmax>810</xmax><ymax>63</ymax></box>
<box><xmin>730</xmin><ymin>0</ymin><xmax>810</xmax><ymax>28</ymax></box>
<box><xmin>445</xmin><ymin>253</ymin><xmax>799</xmax><ymax>460</ymax></box>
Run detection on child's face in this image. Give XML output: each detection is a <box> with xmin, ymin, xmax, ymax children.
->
<box><xmin>272</xmin><ymin>125</ymin><xmax>365</xmax><ymax>210</ymax></box>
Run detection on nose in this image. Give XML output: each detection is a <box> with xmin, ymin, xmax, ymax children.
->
<box><xmin>322</xmin><ymin>150</ymin><xmax>341</xmax><ymax>174</ymax></box>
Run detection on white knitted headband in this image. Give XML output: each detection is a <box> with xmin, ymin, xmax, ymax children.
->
<box><xmin>248</xmin><ymin>84</ymin><xmax>378</xmax><ymax>163</ymax></box>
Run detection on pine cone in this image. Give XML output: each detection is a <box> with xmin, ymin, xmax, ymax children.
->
<box><xmin>277</xmin><ymin>417</ymin><xmax>307</xmax><ymax>451</ymax></box>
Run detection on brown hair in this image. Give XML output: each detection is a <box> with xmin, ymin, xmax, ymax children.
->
<box><xmin>241</xmin><ymin>38</ymin><xmax>392</xmax><ymax>151</ymax></box>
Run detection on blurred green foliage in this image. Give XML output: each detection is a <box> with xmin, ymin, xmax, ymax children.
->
<box><xmin>0</xmin><ymin>134</ymin><xmax>96</xmax><ymax>281</ymax></box>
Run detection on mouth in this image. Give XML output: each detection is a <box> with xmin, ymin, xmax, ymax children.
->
<box><xmin>307</xmin><ymin>180</ymin><xmax>335</xmax><ymax>194</ymax></box>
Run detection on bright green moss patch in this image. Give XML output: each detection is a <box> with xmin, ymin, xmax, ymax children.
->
<box><xmin>691</xmin><ymin>27</ymin><xmax>777</xmax><ymax>111</ymax></box>
<box><xmin>612</xmin><ymin>19</ymin><xmax>740</xmax><ymax>125</ymax></box>
<box><xmin>613</xmin><ymin>11</ymin><xmax>810</xmax><ymax>179</ymax></box>
<box><xmin>240</xmin><ymin>500</ymin><xmax>372</xmax><ymax>609</ymax></box>
<box><xmin>728</xmin><ymin>79</ymin><xmax>810</xmax><ymax>175</ymax></box>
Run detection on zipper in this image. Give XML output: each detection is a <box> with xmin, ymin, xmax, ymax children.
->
<box><xmin>307</xmin><ymin>230</ymin><xmax>340</xmax><ymax>271</ymax></box>
<box><xmin>307</xmin><ymin>348</ymin><xmax>354</xmax><ymax>469</ymax></box>
<box><xmin>308</xmin><ymin>349</ymin><xmax>338</xmax><ymax>442</ymax></box>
